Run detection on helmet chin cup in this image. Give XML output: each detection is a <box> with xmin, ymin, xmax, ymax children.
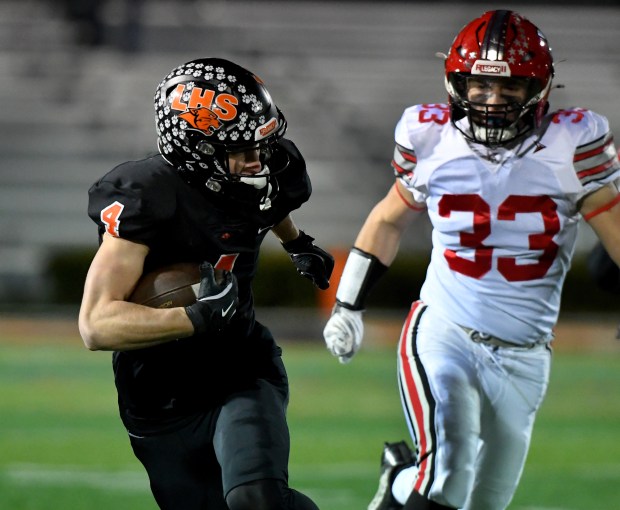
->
<box><xmin>239</xmin><ymin>166</ymin><xmax>270</xmax><ymax>189</ymax></box>
<box><xmin>200</xmin><ymin>167</ymin><xmax>278</xmax><ymax>211</ymax></box>
<box><xmin>471</xmin><ymin>122</ymin><xmax>518</xmax><ymax>146</ymax></box>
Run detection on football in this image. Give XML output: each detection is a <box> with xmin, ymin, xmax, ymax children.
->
<box><xmin>128</xmin><ymin>263</ymin><xmax>201</xmax><ymax>309</ymax></box>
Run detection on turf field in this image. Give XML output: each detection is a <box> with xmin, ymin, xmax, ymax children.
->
<box><xmin>0</xmin><ymin>315</ymin><xmax>618</xmax><ymax>510</ymax></box>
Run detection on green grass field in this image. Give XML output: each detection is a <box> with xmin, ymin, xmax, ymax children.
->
<box><xmin>0</xmin><ymin>318</ymin><xmax>619</xmax><ymax>510</ymax></box>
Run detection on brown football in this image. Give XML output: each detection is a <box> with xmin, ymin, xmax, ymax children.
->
<box><xmin>128</xmin><ymin>263</ymin><xmax>201</xmax><ymax>309</ymax></box>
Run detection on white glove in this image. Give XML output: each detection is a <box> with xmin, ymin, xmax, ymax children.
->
<box><xmin>323</xmin><ymin>305</ymin><xmax>364</xmax><ymax>364</ymax></box>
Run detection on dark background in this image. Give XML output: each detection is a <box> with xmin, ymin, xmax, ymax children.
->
<box><xmin>0</xmin><ymin>0</ymin><xmax>618</xmax><ymax>311</ymax></box>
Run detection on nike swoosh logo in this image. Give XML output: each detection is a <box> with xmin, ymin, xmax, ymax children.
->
<box><xmin>221</xmin><ymin>301</ymin><xmax>235</xmax><ymax>317</ymax></box>
<box><xmin>257</xmin><ymin>224</ymin><xmax>274</xmax><ymax>234</ymax></box>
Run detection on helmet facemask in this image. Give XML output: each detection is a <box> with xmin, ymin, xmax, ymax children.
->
<box><xmin>198</xmin><ymin>139</ymin><xmax>289</xmax><ymax>211</ymax></box>
<box><xmin>447</xmin><ymin>73</ymin><xmax>549</xmax><ymax>147</ymax></box>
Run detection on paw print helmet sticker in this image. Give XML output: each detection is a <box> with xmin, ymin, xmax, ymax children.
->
<box><xmin>154</xmin><ymin>58</ymin><xmax>287</xmax><ymax>207</ymax></box>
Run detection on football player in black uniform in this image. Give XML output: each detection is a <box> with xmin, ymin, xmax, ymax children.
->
<box><xmin>79</xmin><ymin>58</ymin><xmax>334</xmax><ymax>510</ymax></box>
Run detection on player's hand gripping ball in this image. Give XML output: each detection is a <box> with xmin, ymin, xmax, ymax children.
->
<box><xmin>184</xmin><ymin>262</ymin><xmax>239</xmax><ymax>335</ymax></box>
<box><xmin>282</xmin><ymin>231</ymin><xmax>334</xmax><ymax>290</ymax></box>
<box><xmin>323</xmin><ymin>304</ymin><xmax>364</xmax><ymax>364</ymax></box>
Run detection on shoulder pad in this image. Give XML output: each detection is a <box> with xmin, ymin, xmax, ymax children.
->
<box><xmin>88</xmin><ymin>156</ymin><xmax>179</xmax><ymax>242</ymax></box>
<box><xmin>395</xmin><ymin>103</ymin><xmax>450</xmax><ymax>150</ymax></box>
<box><xmin>548</xmin><ymin>109</ymin><xmax>620</xmax><ymax>187</ymax></box>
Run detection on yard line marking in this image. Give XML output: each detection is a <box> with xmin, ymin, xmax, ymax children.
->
<box><xmin>517</xmin><ymin>507</ymin><xmax>573</xmax><ymax>510</ymax></box>
<box><xmin>5</xmin><ymin>464</ymin><xmax>149</xmax><ymax>492</ymax></box>
<box><xmin>302</xmin><ymin>488</ymin><xmax>360</xmax><ymax>505</ymax></box>
<box><xmin>291</xmin><ymin>461</ymin><xmax>375</xmax><ymax>477</ymax></box>
<box><xmin>576</xmin><ymin>463</ymin><xmax>620</xmax><ymax>478</ymax></box>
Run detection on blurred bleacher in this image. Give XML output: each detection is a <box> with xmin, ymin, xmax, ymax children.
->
<box><xmin>0</xmin><ymin>0</ymin><xmax>618</xmax><ymax>304</ymax></box>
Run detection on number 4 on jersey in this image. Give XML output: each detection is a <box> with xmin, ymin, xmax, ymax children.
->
<box><xmin>100</xmin><ymin>201</ymin><xmax>125</xmax><ymax>237</ymax></box>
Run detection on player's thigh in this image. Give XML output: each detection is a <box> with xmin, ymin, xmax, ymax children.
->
<box><xmin>399</xmin><ymin>303</ymin><xmax>482</xmax><ymax>505</ymax></box>
<box><xmin>400</xmin><ymin>303</ymin><xmax>482</xmax><ymax>444</ymax></box>
<box><xmin>466</xmin><ymin>345</ymin><xmax>551</xmax><ymax>510</ymax></box>
<box><xmin>214</xmin><ymin>355</ymin><xmax>291</xmax><ymax>496</ymax></box>
<box><xmin>129</xmin><ymin>412</ymin><xmax>227</xmax><ymax>510</ymax></box>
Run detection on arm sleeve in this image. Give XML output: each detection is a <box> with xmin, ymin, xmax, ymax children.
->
<box><xmin>336</xmin><ymin>247</ymin><xmax>388</xmax><ymax>310</ymax></box>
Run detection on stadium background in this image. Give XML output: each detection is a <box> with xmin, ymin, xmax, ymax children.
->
<box><xmin>0</xmin><ymin>0</ymin><xmax>618</xmax><ymax>309</ymax></box>
<box><xmin>0</xmin><ymin>1</ymin><xmax>618</xmax><ymax>509</ymax></box>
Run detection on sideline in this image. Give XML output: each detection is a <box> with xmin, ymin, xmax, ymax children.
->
<box><xmin>0</xmin><ymin>311</ymin><xmax>618</xmax><ymax>353</ymax></box>
<box><xmin>365</xmin><ymin>313</ymin><xmax>620</xmax><ymax>354</ymax></box>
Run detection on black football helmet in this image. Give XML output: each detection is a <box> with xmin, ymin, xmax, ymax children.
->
<box><xmin>154</xmin><ymin>58</ymin><xmax>288</xmax><ymax>209</ymax></box>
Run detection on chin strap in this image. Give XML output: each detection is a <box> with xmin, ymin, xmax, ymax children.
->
<box><xmin>336</xmin><ymin>247</ymin><xmax>388</xmax><ymax>310</ymax></box>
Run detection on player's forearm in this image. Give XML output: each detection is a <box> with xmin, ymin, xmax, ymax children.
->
<box><xmin>79</xmin><ymin>301</ymin><xmax>194</xmax><ymax>351</ymax></box>
<box><xmin>354</xmin><ymin>204</ymin><xmax>408</xmax><ymax>266</ymax></box>
<box><xmin>271</xmin><ymin>214</ymin><xmax>300</xmax><ymax>243</ymax></box>
<box><xmin>353</xmin><ymin>182</ymin><xmax>419</xmax><ymax>265</ymax></box>
<box><xmin>354</xmin><ymin>222</ymin><xmax>402</xmax><ymax>266</ymax></box>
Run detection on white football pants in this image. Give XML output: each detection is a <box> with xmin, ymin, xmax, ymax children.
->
<box><xmin>395</xmin><ymin>301</ymin><xmax>551</xmax><ymax>510</ymax></box>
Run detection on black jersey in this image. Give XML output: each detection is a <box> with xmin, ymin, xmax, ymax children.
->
<box><xmin>87</xmin><ymin>139</ymin><xmax>311</xmax><ymax>432</ymax></box>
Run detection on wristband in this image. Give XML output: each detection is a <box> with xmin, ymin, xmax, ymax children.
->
<box><xmin>336</xmin><ymin>247</ymin><xmax>388</xmax><ymax>310</ymax></box>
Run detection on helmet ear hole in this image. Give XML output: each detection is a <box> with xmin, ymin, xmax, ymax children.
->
<box><xmin>259</xmin><ymin>144</ymin><xmax>272</xmax><ymax>163</ymax></box>
<box><xmin>197</xmin><ymin>141</ymin><xmax>215</xmax><ymax>155</ymax></box>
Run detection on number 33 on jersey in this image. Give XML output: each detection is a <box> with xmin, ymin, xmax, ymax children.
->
<box><xmin>392</xmin><ymin>103</ymin><xmax>619</xmax><ymax>341</ymax></box>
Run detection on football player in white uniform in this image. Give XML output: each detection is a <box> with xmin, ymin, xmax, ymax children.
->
<box><xmin>323</xmin><ymin>10</ymin><xmax>620</xmax><ymax>510</ymax></box>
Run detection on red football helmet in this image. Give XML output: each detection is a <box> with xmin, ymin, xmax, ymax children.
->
<box><xmin>444</xmin><ymin>10</ymin><xmax>554</xmax><ymax>146</ymax></box>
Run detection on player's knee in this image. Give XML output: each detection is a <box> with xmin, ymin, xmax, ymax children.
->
<box><xmin>226</xmin><ymin>479</ymin><xmax>285</xmax><ymax>510</ymax></box>
<box><xmin>434</xmin><ymin>467</ymin><xmax>474</xmax><ymax>508</ymax></box>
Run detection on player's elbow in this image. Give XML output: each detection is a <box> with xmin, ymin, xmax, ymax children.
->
<box><xmin>80</xmin><ymin>325</ymin><xmax>103</xmax><ymax>351</ymax></box>
<box><xmin>78</xmin><ymin>312</ymin><xmax>108</xmax><ymax>351</ymax></box>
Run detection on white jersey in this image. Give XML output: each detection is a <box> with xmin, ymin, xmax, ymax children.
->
<box><xmin>393</xmin><ymin>103</ymin><xmax>620</xmax><ymax>344</ymax></box>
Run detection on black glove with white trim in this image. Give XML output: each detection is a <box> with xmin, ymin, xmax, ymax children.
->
<box><xmin>185</xmin><ymin>262</ymin><xmax>238</xmax><ymax>335</ymax></box>
<box><xmin>282</xmin><ymin>231</ymin><xmax>334</xmax><ymax>290</ymax></box>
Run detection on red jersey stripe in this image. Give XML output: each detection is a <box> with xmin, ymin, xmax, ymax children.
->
<box><xmin>576</xmin><ymin>158</ymin><xmax>616</xmax><ymax>180</ymax></box>
<box><xmin>574</xmin><ymin>136</ymin><xmax>614</xmax><ymax>162</ymax></box>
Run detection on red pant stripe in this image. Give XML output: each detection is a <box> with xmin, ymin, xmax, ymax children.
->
<box><xmin>398</xmin><ymin>301</ymin><xmax>436</xmax><ymax>496</ymax></box>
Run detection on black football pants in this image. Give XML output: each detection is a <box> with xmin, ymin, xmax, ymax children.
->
<box><xmin>128</xmin><ymin>356</ymin><xmax>319</xmax><ymax>510</ymax></box>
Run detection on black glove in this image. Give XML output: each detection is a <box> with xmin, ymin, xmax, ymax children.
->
<box><xmin>282</xmin><ymin>231</ymin><xmax>334</xmax><ymax>290</ymax></box>
<box><xmin>185</xmin><ymin>262</ymin><xmax>238</xmax><ymax>335</ymax></box>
